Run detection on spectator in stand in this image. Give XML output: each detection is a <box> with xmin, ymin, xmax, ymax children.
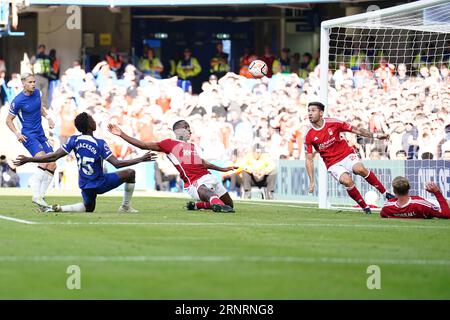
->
<box><xmin>332</xmin><ymin>62</ymin><xmax>353</xmax><ymax>88</ymax></box>
<box><xmin>0</xmin><ymin>155</ymin><xmax>20</xmax><ymax>187</ymax></box>
<box><xmin>239</xmin><ymin>47</ymin><xmax>257</xmax><ymax>78</ymax></box>
<box><xmin>395</xmin><ymin>63</ymin><xmax>409</xmax><ymax>85</ymax></box>
<box><xmin>290</xmin><ymin>52</ymin><xmax>300</xmax><ymax>75</ymax></box>
<box><xmin>273</xmin><ymin>48</ymin><xmax>291</xmax><ymax>75</ymax></box>
<box><xmin>210</xmin><ymin>43</ymin><xmax>230</xmax><ymax>79</ymax></box>
<box><xmin>298</xmin><ymin>52</ymin><xmax>315</xmax><ymax>80</ymax></box>
<box><xmin>240</xmin><ymin>144</ymin><xmax>277</xmax><ymax>200</ymax></box>
<box><xmin>395</xmin><ymin>150</ymin><xmax>407</xmax><ymax>160</ymax></box>
<box><xmin>176</xmin><ymin>48</ymin><xmax>202</xmax><ymax>94</ymax></box>
<box><xmin>259</xmin><ymin>45</ymin><xmax>276</xmax><ymax>78</ymax></box>
<box><xmin>437</xmin><ymin>124</ymin><xmax>450</xmax><ymax>159</ymax></box>
<box><xmin>443</xmin><ymin>150</ymin><xmax>450</xmax><ymax>160</ymax></box>
<box><xmin>31</xmin><ymin>44</ymin><xmax>50</xmax><ymax>104</ymax></box>
<box><xmin>402</xmin><ymin>122</ymin><xmax>419</xmax><ymax>159</ymax></box>
<box><xmin>105</xmin><ymin>46</ymin><xmax>124</xmax><ymax>76</ymax></box>
<box><xmin>138</xmin><ymin>47</ymin><xmax>164</xmax><ymax>79</ymax></box>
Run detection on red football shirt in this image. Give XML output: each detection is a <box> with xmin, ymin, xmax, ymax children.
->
<box><xmin>157</xmin><ymin>139</ymin><xmax>210</xmax><ymax>188</ymax></box>
<box><xmin>380</xmin><ymin>191</ymin><xmax>450</xmax><ymax>219</ymax></box>
<box><xmin>304</xmin><ymin>118</ymin><xmax>356</xmax><ymax>168</ymax></box>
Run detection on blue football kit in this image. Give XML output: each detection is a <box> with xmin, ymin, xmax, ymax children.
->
<box><xmin>9</xmin><ymin>89</ymin><xmax>53</xmax><ymax>156</ymax></box>
<box><xmin>62</xmin><ymin>134</ymin><xmax>121</xmax><ymax>205</ymax></box>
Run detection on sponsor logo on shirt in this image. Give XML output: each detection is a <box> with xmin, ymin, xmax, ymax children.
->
<box><xmin>318</xmin><ymin>137</ymin><xmax>336</xmax><ymax>150</ymax></box>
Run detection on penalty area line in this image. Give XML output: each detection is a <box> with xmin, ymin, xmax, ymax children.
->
<box><xmin>0</xmin><ymin>214</ymin><xmax>38</xmax><ymax>225</ymax></box>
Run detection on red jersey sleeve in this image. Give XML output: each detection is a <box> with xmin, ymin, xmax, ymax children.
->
<box><xmin>340</xmin><ymin>121</ymin><xmax>353</xmax><ymax>133</ymax></box>
<box><xmin>157</xmin><ymin>139</ymin><xmax>177</xmax><ymax>154</ymax></box>
<box><xmin>431</xmin><ymin>190</ymin><xmax>450</xmax><ymax>218</ymax></box>
<box><xmin>304</xmin><ymin>132</ymin><xmax>313</xmax><ymax>154</ymax></box>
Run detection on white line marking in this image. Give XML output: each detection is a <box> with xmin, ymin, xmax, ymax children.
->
<box><xmin>0</xmin><ymin>214</ymin><xmax>37</xmax><ymax>225</ymax></box>
<box><xmin>36</xmin><ymin>221</ymin><xmax>450</xmax><ymax>229</ymax></box>
<box><xmin>0</xmin><ymin>255</ymin><xmax>448</xmax><ymax>266</ymax></box>
<box><xmin>241</xmin><ymin>201</ymin><xmax>382</xmax><ymax>212</ymax></box>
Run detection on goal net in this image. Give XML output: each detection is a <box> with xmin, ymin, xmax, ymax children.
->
<box><xmin>318</xmin><ymin>0</ymin><xmax>450</xmax><ymax>209</ymax></box>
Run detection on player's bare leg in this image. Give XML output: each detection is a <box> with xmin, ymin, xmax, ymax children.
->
<box><xmin>339</xmin><ymin>172</ymin><xmax>371</xmax><ymax>214</ymax></box>
<box><xmin>116</xmin><ymin>169</ymin><xmax>138</xmax><ymax>213</ymax></box>
<box><xmin>197</xmin><ymin>185</ymin><xmax>234</xmax><ymax>213</ymax></box>
<box><xmin>352</xmin><ymin>163</ymin><xmax>395</xmax><ymax>200</ymax></box>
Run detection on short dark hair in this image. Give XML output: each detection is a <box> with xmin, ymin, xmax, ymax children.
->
<box><xmin>172</xmin><ymin>120</ymin><xmax>188</xmax><ymax>131</ymax></box>
<box><xmin>308</xmin><ymin>102</ymin><xmax>325</xmax><ymax>112</ymax></box>
<box><xmin>74</xmin><ymin>112</ymin><xmax>90</xmax><ymax>134</ymax></box>
<box><xmin>396</xmin><ymin>150</ymin><xmax>407</xmax><ymax>156</ymax></box>
<box><xmin>421</xmin><ymin>152</ymin><xmax>434</xmax><ymax>160</ymax></box>
<box><xmin>392</xmin><ymin>176</ymin><xmax>410</xmax><ymax>196</ymax></box>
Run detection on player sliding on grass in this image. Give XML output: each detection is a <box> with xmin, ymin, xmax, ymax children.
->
<box><xmin>304</xmin><ymin>102</ymin><xmax>395</xmax><ymax>214</ymax></box>
<box><xmin>108</xmin><ymin>120</ymin><xmax>237</xmax><ymax>213</ymax></box>
<box><xmin>380</xmin><ymin>177</ymin><xmax>450</xmax><ymax>219</ymax></box>
<box><xmin>14</xmin><ymin>112</ymin><xmax>156</xmax><ymax>213</ymax></box>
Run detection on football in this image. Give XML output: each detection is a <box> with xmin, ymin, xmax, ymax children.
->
<box><xmin>364</xmin><ymin>190</ymin><xmax>379</xmax><ymax>206</ymax></box>
<box><xmin>248</xmin><ymin>59</ymin><xmax>268</xmax><ymax>78</ymax></box>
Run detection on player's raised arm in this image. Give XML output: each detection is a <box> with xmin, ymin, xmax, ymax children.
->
<box><xmin>351</xmin><ymin>126</ymin><xmax>389</xmax><ymax>140</ymax></box>
<box><xmin>425</xmin><ymin>182</ymin><xmax>450</xmax><ymax>217</ymax></box>
<box><xmin>14</xmin><ymin>148</ymin><xmax>67</xmax><ymax>166</ymax></box>
<box><xmin>202</xmin><ymin>159</ymin><xmax>238</xmax><ymax>172</ymax></box>
<box><xmin>107</xmin><ymin>152</ymin><xmax>157</xmax><ymax>169</ymax></box>
<box><xmin>108</xmin><ymin>124</ymin><xmax>162</xmax><ymax>151</ymax></box>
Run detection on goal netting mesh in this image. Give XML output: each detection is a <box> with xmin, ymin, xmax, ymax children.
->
<box><xmin>320</xmin><ymin>0</ymin><xmax>450</xmax><ymax>209</ymax></box>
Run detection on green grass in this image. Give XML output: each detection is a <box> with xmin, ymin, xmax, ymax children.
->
<box><xmin>0</xmin><ymin>196</ymin><xmax>449</xmax><ymax>299</ymax></box>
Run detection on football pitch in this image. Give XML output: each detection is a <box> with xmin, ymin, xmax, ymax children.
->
<box><xmin>0</xmin><ymin>195</ymin><xmax>449</xmax><ymax>299</ymax></box>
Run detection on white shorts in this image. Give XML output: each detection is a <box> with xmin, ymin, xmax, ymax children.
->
<box><xmin>328</xmin><ymin>153</ymin><xmax>362</xmax><ymax>181</ymax></box>
<box><xmin>186</xmin><ymin>174</ymin><xmax>228</xmax><ymax>201</ymax></box>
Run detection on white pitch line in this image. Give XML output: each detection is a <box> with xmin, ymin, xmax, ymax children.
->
<box><xmin>0</xmin><ymin>255</ymin><xmax>449</xmax><ymax>266</ymax></box>
<box><xmin>0</xmin><ymin>214</ymin><xmax>37</xmax><ymax>225</ymax></box>
<box><xmin>37</xmin><ymin>221</ymin><xmax>450</xmax><ymax>230</ymax></box>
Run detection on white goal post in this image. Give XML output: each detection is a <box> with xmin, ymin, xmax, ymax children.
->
<box><xmin>319</xmin><ymin>0</ymin><xmax>450</xmax><ymax>209</ymax></box>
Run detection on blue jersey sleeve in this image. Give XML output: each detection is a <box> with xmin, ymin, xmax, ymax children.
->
<box><xmin>62</xmin><ymin>136</ymin><xmax>76</xmax><ymax>154</ymax></box>
<box><xmin>100</xmin><ymin>140</ymin><xmax>113</xmax><ymax>159</ymax></box>
<box><xmin>9</xmin><ymin>100</ymin><xmax>21</xmax><ymax>116</ymax></box>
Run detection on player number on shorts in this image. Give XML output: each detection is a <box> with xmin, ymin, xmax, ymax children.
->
<box><xmin>76</xmin><ymin>154</ymin><xmax>95</xmax><ymax>175</ymax></box>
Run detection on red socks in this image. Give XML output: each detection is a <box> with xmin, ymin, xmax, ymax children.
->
<box><xmin>195</xmin><ymin>202</ymin><xmax>211</xmax><ymax>209</ymax></box>
<box><xmin>364</xmin><ymin>171</ymin><xmax>387</xmax><ymax>194</ymax></box>
<box><xmin>209</xmin><ymin>196</ymin><xmax>225</xmax><ymax>206</ymax></box>
<box><xmin>347</xmin><ymin>185</ymin><xmax>368</xmax><ymax>209</ymax></box>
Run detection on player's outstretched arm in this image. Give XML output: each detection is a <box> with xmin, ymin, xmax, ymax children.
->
<box><xmin>351</xmin><ymin>127</ymin><xmax>389</xmax><ymax>140</ymax></box>
<box><xmin>305</xmin><ymin>153</ymin><xmax>315</xmax><ymax>193</ymax></box>
<box><xmin>107</xmin><ymin>152</ymin><xmax>157</xmax><ymax>169</ymax></box>
<box><xmin>425</xmin><ymin>182</ymin><xmax>450</xmax><ymax>217</ymax></box>
<box><xmin>108</xmin><ymin>124</ymin><xmax>162</xmax><ymax>151</ymax></box>
<box><xmin>14</xmin><ymin>148</ymin><xmax>67</xmax><ymax>166</ymax></box>
<box><xmin>202</xmin><ymin>160</ymin><xmax>239</xmax><ymax>172</ymax></box>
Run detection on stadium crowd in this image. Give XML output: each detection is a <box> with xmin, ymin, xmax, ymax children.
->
<box><xmin>0</xmin><ymin>44</ymin><xmax>449</xmax><ymax>195</ymax></box>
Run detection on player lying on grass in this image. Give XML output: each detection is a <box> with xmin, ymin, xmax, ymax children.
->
<box><xmin>304</xmin><ymin>102</ymin><xmax>395</xmax><ymax>214</ymax></box>
<box><xmin>380</xmin><ymin>176</ymin><xmax>450</xmax><ymax>219</ymax></box>
<box><xmin>14</xmin><ymin>112</ymin><xmax>156</xmax><ymax>213</ymax></box>
<box><xmin>108</xmin><ymin>120</ymin><xmax>237</xmax><ymax>213</ymax></box>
